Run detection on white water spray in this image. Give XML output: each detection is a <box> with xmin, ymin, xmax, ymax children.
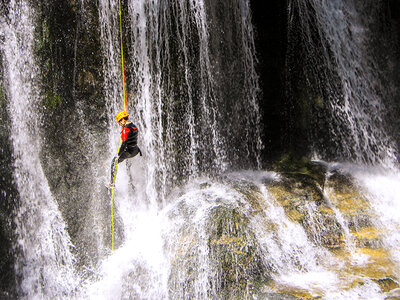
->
<box><xmin>351</xmin><ymin>166</ymin><xmax>400</xmax><ymax>278</ymax></box>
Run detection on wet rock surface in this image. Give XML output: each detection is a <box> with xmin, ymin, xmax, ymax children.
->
<box><xmin>167</xmin><ymin>160</ymin><xmax>400</xmax><ymax>299</ymax></box>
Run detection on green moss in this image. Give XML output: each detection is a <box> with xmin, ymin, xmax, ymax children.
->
<box><xmin>273</xmin><ymin>152</ymin><xmax>311</xmax><ymax>174</ymax></box>
<box><xmin>42</xmin><ymin>90</ymin><xmax>62</xmax><ymax>110</ymax></box>
<box><xmin>314</xmin><ymin>96</ymin><xmax>324</xmax><ymax>108</ymax></box>
<box><xmin>36</xmin><ymin>19</ymin><xmax>51</xmax><ymax>53</ymax></box>
<box><xmin>272</xmin><ymin>152</ymin><xmax>327</xmax><ymax>192</ymax></box>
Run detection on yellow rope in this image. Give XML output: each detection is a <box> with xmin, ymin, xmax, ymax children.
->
<box><xmin>110</xmin><ymin>163</ymin><xmax>118</xmax><ymax>251</ymax></box>
<box><xmin>110</xmin><ymin>139</ymin><xmax>122</xmax><ymax>252</ymax></box>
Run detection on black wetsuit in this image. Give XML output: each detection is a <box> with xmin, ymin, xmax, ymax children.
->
<box><xmin>110</xmin><ymin>122</ymin><xmax>142</xmax><ymax>183</ymax></box>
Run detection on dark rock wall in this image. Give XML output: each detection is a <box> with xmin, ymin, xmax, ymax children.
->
<box><xmin>34</xmin><ymin>1</ymin><xmax>111</xmax><ymax>268</ymax></box>
<box><xmin>250</xmin><ymin>0</ymin><xmax>289</xmax><ymax>163</ymax></box>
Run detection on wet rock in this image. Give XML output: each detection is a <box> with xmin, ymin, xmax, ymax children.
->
<box><xmin>166</xmin><ymin>168</ymin><xmax>400</xmax><ymax>298</ymax></box>
<box><xmin>353</xmin><ymin>227</ymin><xmax>384</xmax><ymax>249</ymax></box>
<box><xmin>206</xmin><ymin>206</ymin><xmax>271</xmax><ymax>299</ymax></box>
<box><xmin>373</xmin><ymin>277</ymin><xmax>400</xmax><ymax>293</ymax></box>
<box><xmin>385</xmin><ymin>287</ymin><xmax>400</xmax><ymax>299</ymax></box>
<box><xmin>266</xmin><ymin>172</ymin><xmax>346</xmax><ymax>248</ymax></box>
<box><xmin>272</xmin><ymin>152</ymin><xmax>328</xmax><ymax>190</ymax></box>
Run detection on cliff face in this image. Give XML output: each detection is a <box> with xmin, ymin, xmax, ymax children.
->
<box><xmin>0</xmin><ymin>57</ymin><xmax>18</xmax><ymax>299</ymax></box>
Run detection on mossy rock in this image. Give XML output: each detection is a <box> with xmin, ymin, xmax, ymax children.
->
<box><xmin>385</xmin><ymin>288</ymin><xmax>400</xmax><ymax>299</ymax></box>
<box><xmin>206</xmin><ymin>206</ymin><xmax>271</xmax><ymax>298</ymax></box>
<box><xmin>325</xmin><ymin>170</ymin><xmax>356</xmax><ymax>194</ymax></box>
<box><xmin>325</xmin><ymin>171</ymin><xmax>376</xmax><ymax>231</ymax></box>
<box><xmin>267</xmin><ymin>174</ymin><xmax>324</xmax><ymax>205</ymax></box>
<box><xmin>272</xmin><ymin>152</ymin><xmax>327</xmax><ymax>189</ymax></box>
<box><xmin>352</xmin><ymin>227</ymin><xmax>384</xmax><ymax>249</ymax></box>
<box><xmin>231</xmin><ymin>181</ymin><xmax>268</xmax><ymax>214</ymax></box>
<box><xmin>168</xmin><ymin>201</ymin><xmax>271</xmax><ymax>299</ymax></box>
<box><xmin>372</xmin><ymin>277</ymin><xmax>400</xmax><ymax>293</ymax></box>
<box><xmin>266</xmin><ymin>175</ymin><xmax>330</xmax><ymax>238</ymax></box>
<box><xmin>42</xmin><ymin>90</ymin><xmax>62</xmax><ymax>111</ymax></box>
<box><xmin>261</xmin><ymin>282</ymin><xmax>321</xmax><ymax>299</ymax></box>
<box><xmin>330</xmin><ymin>247</ymin><xmax>398</xmax><ymax>285</ymax></box>
<box><xmin>265</xmin><ymin>168</ymin><xmax>381</xmax><ymax>250</ymax></box>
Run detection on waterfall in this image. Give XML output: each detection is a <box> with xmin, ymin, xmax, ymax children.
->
<box><xmin>2</xmin><ymin>0</ymin><xmax>399</xmax><ymax>299</ymax></box>
<box><xmin>288</xmin><ymin>0</ymin><xmax>398</xmax><ymax>167</ymax></box>
<box><xmin>0</xmin><ymin>1</ymin><xmax>76</xmax><ymax>298</ymax></box>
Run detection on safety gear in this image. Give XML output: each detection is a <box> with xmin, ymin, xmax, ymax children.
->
<box><xmin>116</xmin><ymin>110</ymin><xmax>129</xmax><ymax>122</ymax></box>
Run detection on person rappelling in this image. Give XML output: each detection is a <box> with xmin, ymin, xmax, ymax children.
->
<box><xmin>109</xmin><ymin>110</ymin><xmax>142</xmax><ymax>186</ymax></box>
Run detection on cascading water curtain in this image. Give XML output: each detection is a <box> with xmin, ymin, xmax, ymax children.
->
<box><xmin>288</xmin><ymin>0</ymin><xmax>398</xmax><ymax>167</ymax></box>
<box><xmin>98</xmin><ymin>0</ymin><xmax>125</xmax><ymax>161</ymax></box>
<box><xmin>99</xmin><ymin>0</ymin><xmax>263</xmax><ymax>205</ymax></box>
<box><xmin>0</xmin><ymin>1</ymin><xmax>76</xmax><ymax>298</ymax></box>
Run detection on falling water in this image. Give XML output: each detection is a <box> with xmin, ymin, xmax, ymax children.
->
<box><xmin>0</xmin><ymin>1</ymin><xmax>76</xmax><ymax>298</ymax></box>
<box><xmin>98</xmin><ymin>0</ymin><xmax>125</xmax><ymax>163</ymax></box>
<box><xmin>289</xmin><ymin>0</ymin><xmax>398</xmax><ymax>167</ymax></box>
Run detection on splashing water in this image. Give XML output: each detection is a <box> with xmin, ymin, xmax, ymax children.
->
<box><xmin>350</xmin><ymin>165</ymin><xmax>400</xmax><ymax>278</ymax></box>
<box><xmin>89</xmin><ymin>0</ymin><xmax>264</xmax><ymax>297</ymax></box>
<box><xmin>83</xmin><ymin>168</ymin><xmax>399</xmax><ymax>298</ymax></box>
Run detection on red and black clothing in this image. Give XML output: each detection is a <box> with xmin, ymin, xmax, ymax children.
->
<box><xmin>110</xmin><ymin>122</ymin><xmax>142</xmax><ymax>184</ymax></box>
<box><xmin>118</xmin><ymin>122</ymin><xmax>141</xmax><ymax>161</ymax></box>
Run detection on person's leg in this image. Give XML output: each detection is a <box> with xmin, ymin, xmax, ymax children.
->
<box><xmin>110</xmin><ymin>156</ymin><xmax>118</xmax><ymax>184</ymax></box>
<box><xmin>118</xmin><ymin>151</ymin><xmax>129</xmax><ymax>163</ymax></box>
<box><xmin>127</xmin><ymin>146</ymin><xmax>142</xmax><ymax>158</ymax></box>
<box><xmin>110</xmin><ymin>152</ymin><xmax>130</xmax><ymax>184</ymax></box>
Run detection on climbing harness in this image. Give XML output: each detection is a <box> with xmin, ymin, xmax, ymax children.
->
<box><xmin>110</xmin><ymin>0</ymin><xmax>128</xmax><ymax>252</ymax></box>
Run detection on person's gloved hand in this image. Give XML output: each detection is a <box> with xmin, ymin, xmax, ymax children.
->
<box><xmin>111</xmin><ymin>156</ymin><xmax>119</xmax><ymax>169</ymax></box>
